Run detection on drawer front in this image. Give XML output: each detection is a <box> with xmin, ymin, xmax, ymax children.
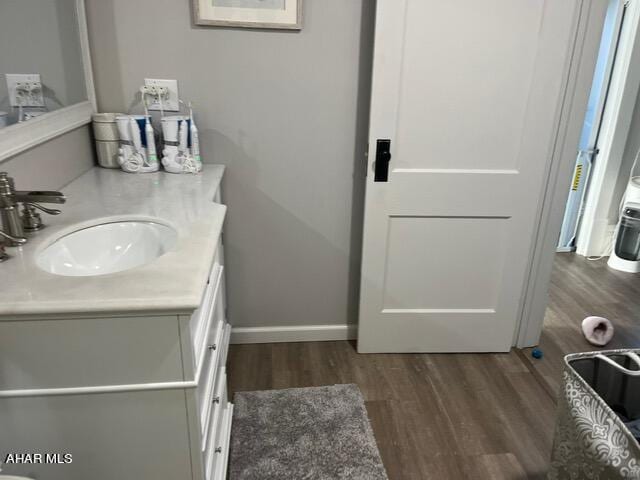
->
<box><xmin>189</xmin><ymin>241</ymin><xmax>223</xmax><ymax>357</ymax></box>
<box><xmin>190</xmin><ymin>264</ymin><xmax>217</xmax><ymax>348</ymax></box>
<box><xmin>204</xmin><ymin>371</ymin><xmax>230</xmax><ymax>480</ymax></box>
<box><xmin>210</xmin><ymin>403</ymin><xmax>234</xmax><ymax>480</ymax></box>
<box><xmin>203</xmin><ymin>368</ymin><xmax>228</xmax><ymax>457</ymax></box>
<box><xmin>198</xmin><ymin>322</ymin><xmax>231</xmax><ymax>462</ymax></box>
<box><xmin>197</xmin><ymin>320</ymin><xmax>224</xmax><ymax>440</ymax></box>
<box><xmin>0</xmin><ymin>315</ymin><xmax>183</xmax><ymax>390</ymax></box>
<box><xmin>191</xmin><ymin>263</ymin><xmax>224</xmax><ymax>375</ymax></box>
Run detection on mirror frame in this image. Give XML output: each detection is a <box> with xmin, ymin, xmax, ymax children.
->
<box><xmin>0</xmin><ymin>0</ymin><xmax>96</xmax><ymax>163</ymax></box>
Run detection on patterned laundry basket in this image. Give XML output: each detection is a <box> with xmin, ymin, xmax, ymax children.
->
<box><xmin>548</xmin><ymin>349</ymin><xmax>640</xmax><ymax>479</ymax></box>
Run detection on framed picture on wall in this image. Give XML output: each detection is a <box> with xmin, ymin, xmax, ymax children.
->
<box><xmin>193</xmin><ymin>0</ymin><xmax>302</xmax><ymax>30</ymax></box>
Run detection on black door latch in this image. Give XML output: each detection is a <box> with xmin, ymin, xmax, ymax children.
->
<box><xmin>374</xmin><ymin>139</ymin><xmax>391</xmax><ymax>182</ymax></box>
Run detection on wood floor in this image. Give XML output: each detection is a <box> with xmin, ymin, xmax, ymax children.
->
<box><xmin>521</xmin><ymin>253</ymin><xmax>640</xmax><ymax>396</ymax></box>
<box><xmin>227</xmin><ymin>253</ymin><xmax>640</xmax><ymax>479</ymax></box>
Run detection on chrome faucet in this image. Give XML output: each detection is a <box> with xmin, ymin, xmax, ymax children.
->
<box><xmin>0</xmin><ymin>172</ymin><xmax>66</xmax><ymax>246</ymax></box>
<box><xmin>0</xmin><ymin>228</ymin><xmax>27</xmax><ymax>262</ymax></box>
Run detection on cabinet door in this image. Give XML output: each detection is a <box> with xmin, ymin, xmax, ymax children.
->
<box><xmin>0</xmin><ymin>390</ymin><xmax>193</xmax><ymax>480</ymax></box>
<box><xmin>0</xmin><ymin>315</ymin><xmax>183</xmax><ymax>389</ymax></box>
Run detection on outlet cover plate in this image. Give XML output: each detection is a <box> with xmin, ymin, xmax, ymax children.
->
<box><xmin>6</xmin><ymin>73</ymin><xmax>45</xmax><ymax>107</ymax></box>
<box><xmin>144</xmin><ymin>78</ymin><xmax>179</xmax><ymax>112</ymax></box>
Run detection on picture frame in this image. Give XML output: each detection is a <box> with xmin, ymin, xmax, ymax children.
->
<box><xmin>193</xmin><ymin>0</ymin><xmax>302</xmax><ymax>30</ymax></box>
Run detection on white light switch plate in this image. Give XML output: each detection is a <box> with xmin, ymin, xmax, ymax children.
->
<box><xmin>144</xmin><ymin>78</ymin><xmax>179</xmax><ymax>112</ymax></box>
<box><xmin>6</xmin><ymin>73</ymin><xmax>45</xmax><ymax>107</ymax></box>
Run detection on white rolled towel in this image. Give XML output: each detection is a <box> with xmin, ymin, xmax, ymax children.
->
<box><xmin>581</xmin><ymin>316</ymin><xmax>614</xmax><ymax>346</ymax></box>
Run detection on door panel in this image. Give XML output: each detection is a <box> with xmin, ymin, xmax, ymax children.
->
<box><xmin>396</xmin><ymin>0</ymin><xmax>545</xmax><ymax>171</ymax></box>
<box><xmin>383</xmin><ymin>216</ymin><xmax>507</xmax><ymax>310</ymax></box>
<box><xmin>358</xmin><ymin>0</ymin><xmax>584</xmax><ymax>352</ymax></box>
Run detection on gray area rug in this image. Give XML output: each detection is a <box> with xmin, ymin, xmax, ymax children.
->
<box><xmin>229</xmin><ymin>384</ymin><xmax>388</xmax><ymax>480</ymax></box>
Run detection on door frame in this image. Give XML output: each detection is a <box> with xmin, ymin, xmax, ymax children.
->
<box><xmin>577</xmin><ymin>0</ymin><xmax>640</xmax><ymax>257</ymax></box>
<box><xmin>517</xmin><ymin>0</ymin><xmax>640</xmax><ymax>347</ymax></box>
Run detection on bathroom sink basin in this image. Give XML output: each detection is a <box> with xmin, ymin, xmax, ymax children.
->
<box><xmin>37</xmin><ymin>221</ymin><xmax>178</xmax><ymax>277</ymax></box>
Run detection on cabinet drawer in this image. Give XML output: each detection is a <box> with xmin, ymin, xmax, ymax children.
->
<box><xmin>191</xmin><ymin>263</ymin><xmax>223</xmax><ymax>375</ymax></box>
<box><xmin>189</xmin><ymin>241</ymin><xmax>222</xmax><ymax>350</ymax></box>
<box><xmin>203</xmin><ymin>367</ymin><xmax>227</xmax><ymax>457</ymax></box>
<box><xmin>209</xmin><ymin>403</ymin><xmax>234</xmax><ymax>480</ymax></box>
<box><xmin>197</xmin><ymin>320</ymin><xmax>224</xmax><ymax>441</ymax></box>
<box><xmin>204</xmin><ymin>377</ymin><xmax>231</xmax><ymax>480</ymax></box>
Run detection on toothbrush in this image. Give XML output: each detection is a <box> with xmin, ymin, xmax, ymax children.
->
<box><xmin>139</xmin><ymin>88</ymin><xmax>158</xmax><ymax>168</ymax></box>
<box><xmin>179</xmin><ymin>119</ymin><xmax>199</xmax><ymax>174</ymax></box>
<box><xmin>177</xmin><ymin>120</ymin><xmax>189</xmax><ymax>172</ymax></box>
<box><xmin>130</xmin><ymin>118</ymin><xmax>143</xmax><ymax>155</ymax></box>
<box><xmin>145</xmin><ymin>116</ymin><xmax>157</xmax><ymax>166</ymax></box>
<box><xmin>189</xmin><ymin>102</ymin><xmax>201</xmax><ymax>170</ymax></box>
<box><xmin>179</xmin><ymin>120</ymin><xmax>188</xmax><ymax>159</ymax></box>
<box><xmin>128</xmin><ymin>117</ymin><xmax>144</xmax><ymax>171</ymax></box>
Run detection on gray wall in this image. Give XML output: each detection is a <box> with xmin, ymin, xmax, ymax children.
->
<box><xmin>0</xmin><ymin>0</ymin><xmax>87</xmax><ymax>122</ymax></box>
<box><xmin>1</xmin><ymin>126</ymin><xmax>94</xmax><ymax>190</ymax></box>
<box><xmin>85</xmin><ymin>0</ymin><xmax>375</xmax><ymax>328</ymax></box>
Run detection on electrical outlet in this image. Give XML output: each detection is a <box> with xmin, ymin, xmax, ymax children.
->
<box><xmin>6</xmin><ymin>74</ymin><xmax>45</xmax><ymax>107</ymax></box>
<box><xmin>144</xmin><ymin>78</ymin><xmax>179</xmax><ymax>111</ymax></box>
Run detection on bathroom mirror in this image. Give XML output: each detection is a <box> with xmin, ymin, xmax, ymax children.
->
<box><xmin>0</xmin><ymin>0</ymin><xmax>95</xmax><ymax>162</ymax></box>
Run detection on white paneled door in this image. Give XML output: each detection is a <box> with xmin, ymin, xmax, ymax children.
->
<box><xmin>358</xmin><ymin>0</ymin><xmax>589</xmax><ymax>352</ymax></box>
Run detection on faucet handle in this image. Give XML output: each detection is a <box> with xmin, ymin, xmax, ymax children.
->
<box><xmin>25</xmin><ymin>202</ymin><xmax>61</xmax><ymax>215</ymax></box>
<box><xmin>22</xmin><ymin>202</ymin><xmax>61</xmax><ymax>231</ymax></box>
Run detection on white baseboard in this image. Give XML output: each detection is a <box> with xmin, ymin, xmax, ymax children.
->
<box><xmin>576</xmin><ymin>223</ymin><xmax>617</xmax><ymax>257</ymax></box>
<box><xmin>230</xmin><ymin>324</ymin><xmax>358</xmax><ymax>344</ymax></box>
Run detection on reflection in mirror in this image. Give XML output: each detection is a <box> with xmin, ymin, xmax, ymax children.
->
<box><xmin>0</xmin><ymin>0</ymin><xmax>87</xmax><ymax>128</ymax></box>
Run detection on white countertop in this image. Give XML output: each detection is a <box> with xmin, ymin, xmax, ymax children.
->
<box><xmin>0</xmin><ymin>166</ymin><xmax>226</xmax><ymax>317</ymax></box>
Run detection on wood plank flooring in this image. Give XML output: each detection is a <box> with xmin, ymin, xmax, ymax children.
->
<box><xmin>227</xmin><ymin>253</ymin><xmax>640</xmax><ymax>479</ymax></box>
<box><xmin>521</xmin><ymin>253</ymin><xmax>640</xmax><ymax>395</ymax></box>
<box><xmin>229</xmin><ymin>343</ymin><xmax>556</xmax><ymax>479</ymax></box>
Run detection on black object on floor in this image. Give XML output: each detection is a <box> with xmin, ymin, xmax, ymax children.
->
<box><xmin>229</xmin><ymin>384</ymin><xmax>388</xmax><ymax>480</ymax></box>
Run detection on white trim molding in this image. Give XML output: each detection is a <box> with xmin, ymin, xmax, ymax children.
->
<box><xmin>230</xmin><ymin>324</ymin><xmax>358</xmax><ymax>344</ymax></box>
<box><xmin>577</xmin><ymin>0</ymin><xmax>640</xmax><ymax>256</ymax></box>
<box><xmin>517</xmin><ymin>0</ymin><xmax>615</xmax><ymax>347</ymax></box>
<box><xmin>0</xmin><ymin>101</ymin><xmax>93</xmax><ymax>162</ymax></box>
<box><xmin>76</xmin><ymin>0</ymin><xmax>97</xmax><ymax>111</ymax></box>
<box><xmin>0</xmin><ymin>0</ymin><xmax>96</xmax><ymax>163</ymax></box>
<box><xmin>0</xmin><ymin>379</ymin><xmax>198</xmax><ymax>400</ymax></box>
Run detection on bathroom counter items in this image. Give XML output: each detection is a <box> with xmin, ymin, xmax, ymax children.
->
<box><xmin>0</xmin><ymin>166</ymin><xmax>225</xmax><ymax>316</ymax></box>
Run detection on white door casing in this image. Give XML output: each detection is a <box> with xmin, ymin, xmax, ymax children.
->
<box><xmin>518</xmin><ymin>0</ymin><xmax>636</xmax><ymax>347</ymax></box>
<box><xmin>358</xmin><ymin>0</ymin><xmax>601</xmax><ymax>353</ymax></box>
<box><xmin>577</xmin><ymin>0</ymin><xmax>640</xmax><ymax>257</ymax></box>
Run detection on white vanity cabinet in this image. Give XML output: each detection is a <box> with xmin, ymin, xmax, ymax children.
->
<box><xmin>181</xmin><ymin>240</ymin><xmax>235</xmax><ymax>480</ymax></box>
<box><xmin>0</xmin><ymin>168</ymin><xmax>232</xmax><ymax>480</ymax></box>
<box><xmin>0</xmin><ymin>244</ymin><xmax>232</xmax><ymax>480</ymax></box>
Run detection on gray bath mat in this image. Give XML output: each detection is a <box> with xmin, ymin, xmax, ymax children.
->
<box><xmin>229</xmin><ymin>384</ymin><xmax>388</xmax><ymax>480</ymax></box>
